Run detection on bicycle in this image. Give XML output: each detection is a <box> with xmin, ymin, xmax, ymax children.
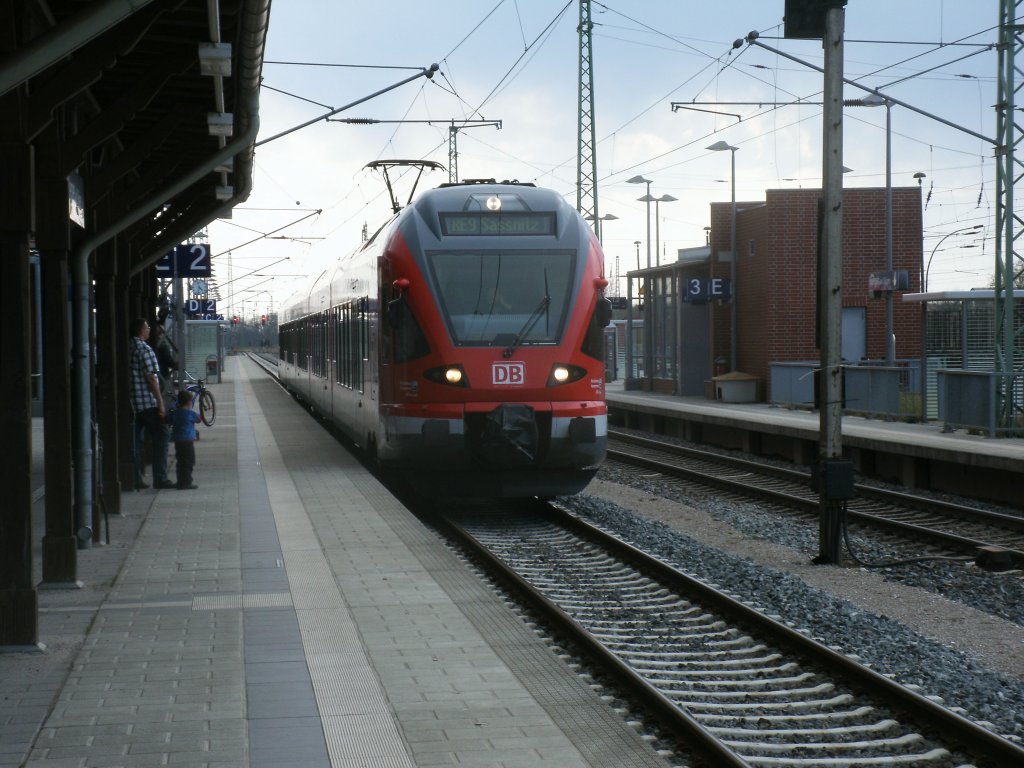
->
<box><xmin>182</xmin><ymin>370</ymin><xmax>216</xmax><ymax>426</ymax></box>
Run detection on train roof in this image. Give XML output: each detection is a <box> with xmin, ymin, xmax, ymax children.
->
<box><xmin>412</xmin><ymin>180</ymin><xmax>570</xmax><ymax>213</ymax></box>
<box><xmin>279</xmin><ymin>180</ymin><xmax>583</xmax><ymax>321</ymax></box>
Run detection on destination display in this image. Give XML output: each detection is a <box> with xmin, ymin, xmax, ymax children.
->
<box><xmin>440</xmin><ymin>212</ymin><xmax>555</xmax><ymax>236</ymax></box>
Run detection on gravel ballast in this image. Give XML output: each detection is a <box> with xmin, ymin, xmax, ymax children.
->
<box><xmin>562</xmin><ymin>477</ymin><xmax>1024</xmax><ymax>744</ymax></box>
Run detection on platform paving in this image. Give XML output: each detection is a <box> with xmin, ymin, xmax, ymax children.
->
<box><xmin>2</xmin><ymin>357</ymin><xmax>670</xmax><ymax>768</ymax></box>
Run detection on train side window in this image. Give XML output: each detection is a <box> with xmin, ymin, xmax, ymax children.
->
<box><xmin>360</xmin><ymin>296</ymin><xmax>370</xmax><ymax>393</ymax></box>
<box><xmin>341</xmin><ymin>302</ymin><xmax>352</xmax><ymax>388</ymax></box>
<box><xmin>316</xmin><ymin>312</ymin><xmax>324</xmax><ymax>377</ymax></box>
<box><xmin>313</xmin><ymin>313</ymin><xmax>320</xmax><ymax>376</ymax></box>
<box><xmin>581</xmin><ymin>296</ymin><xmax>612</xmax><ymax>361</ymax></box>
<box><xmin>333</xmin><ymin>307</ymin><xmax>342</xmax><ymax>385</ymax></box>
<box><xmin>384</xmin><ymin>291</ymin><xmax>431</xmax><ymax>363</ymax></box>
<box><xmin>321</xmin><ymin>311</ymin><xmax>328</xmax><ymax>378</ymax></box>
<box><xmin>346</xmin><ymin>301</ymin><xmax>360</xmax><ymax>389</ymax></box>
<box><xmin>312</xmin><ymin>313</ymin><xmax>319</xmax><ymax>376</ymax></box>
<box><xmin>323</xmin><ymin>311</ymin><xmax>330</xmax><ymax>378</ymax></box>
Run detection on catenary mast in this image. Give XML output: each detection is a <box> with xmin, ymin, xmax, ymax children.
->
<box><xmin>995</xmin><ymin>0</ymin><xmax>1022</xmax><ymax>432</ymax></box>
<box><xmin>577</xmin><ymin>1</ymin><xmax>599</xmax><ymax>236</ymax></box>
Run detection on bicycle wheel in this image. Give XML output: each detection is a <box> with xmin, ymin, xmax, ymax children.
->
<box><xmin>199</xmin><ymin>389</ymin><xmax>216</xmax><ymax>426</ymax></box>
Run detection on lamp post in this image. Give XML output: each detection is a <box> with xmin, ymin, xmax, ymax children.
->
<box><xmin>584</xmin><ymin>212</ymin><xmax>618</xmax><ymax>243</ymax></box>
<box><xmin>585</xmin><ymin>213</ymin><xmax>618</xmax><ymax>290</ymax></box>
<box><xmin>633</xmin><ymin>240</ymin><xmax>641</xmax><ymax>271</ymax></box>
<box><xmin>913</xmin><ymin>173</ymin><xmax>926</xmax><ymax>288</ymax></box>
<box><xmin>708</xmin><ymin>141</ymin><xmax>738</xmax><ymax>370</ymax></box>
<box><xmin>627</xmin><ymin>175</ymin><xmax>653</xmax><ymax>268</ymax></box>
<box><xmin>647</xmin><ymin>194</ymin><xmax>678</xmax><ymax>266</ymax></box>
<box><xmin>846</xmin><ymin>93</ymin><xmax>896</xmax><ymax>364</ymax></box>
<box><xmin>924</xmin><ymin>225</ymin><xmax>985</xmax><ymax>292</ymax></box>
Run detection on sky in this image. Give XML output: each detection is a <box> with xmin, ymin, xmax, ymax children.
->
<box><xmin>208</xmin><ymin>0</ymin><xmax>1005</xmax><ymax>320</ymax></box>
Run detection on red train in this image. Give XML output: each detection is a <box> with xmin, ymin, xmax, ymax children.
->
<box><xmin>278</xmin><ymin>179</ymin><xmax>611</xmax><ymax>497</ymax></box>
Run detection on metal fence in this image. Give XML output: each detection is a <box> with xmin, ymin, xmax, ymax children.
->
<box><xmin>770</xmin><ymin>361</ymin><xmax>921</xmax><ymax>420</ymax></box>
<box><xmin>924</xmin><ymin>297</ymin><xmax>1023</xmax><ymax>434</ymax></box>
<box><xmin>938</xmin><ymin>369</ymin><xmax>1024</xmax><ymax>436</ymax></box>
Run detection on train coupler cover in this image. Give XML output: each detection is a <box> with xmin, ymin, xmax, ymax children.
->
<box><xmin>478</xmin><ymin>404</ymin><xmax>538</xmax><ymax>467</ymax></box>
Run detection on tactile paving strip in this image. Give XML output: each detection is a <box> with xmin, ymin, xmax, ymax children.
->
<box><xmin>242</xmin><ymin>373</ymin><xmax>416</xmax><ymax>768</ymax></box>
<box><xmin>192</xmin><ymin>591</ymin><xmax>293</xmax><ymax>610</ymax></box>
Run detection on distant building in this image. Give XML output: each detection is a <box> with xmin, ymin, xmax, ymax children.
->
<box><xmin>624</xmin><ymin>186</ymin><xmax>924</xmax><ymax>401</ymax></box>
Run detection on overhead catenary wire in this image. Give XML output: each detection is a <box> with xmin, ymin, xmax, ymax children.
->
<box><xmin>323</xmin><ymin>0</ymin><xmax>573</xmax><ymax>221</ymax></box>
<box><xmin>242</xmin><ymin>3</ymin><xmax>1006</xmax><ymax>301</ymax></box>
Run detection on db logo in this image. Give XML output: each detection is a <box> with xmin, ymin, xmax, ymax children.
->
<box><xmin>492</xmin><ymin>361</ymin><xmax>525</xmax><ymax>385</ymax></box>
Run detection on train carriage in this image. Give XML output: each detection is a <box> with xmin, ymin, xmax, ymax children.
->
<box><xmin>279</xmin><ymin>179</ymin><xmax>610</xmax><ymax>497</ymax></box>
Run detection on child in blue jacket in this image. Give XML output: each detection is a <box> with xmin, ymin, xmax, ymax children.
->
<box><xmin>168</xmin><ymin>390</ymin><xmax>201</xmax><ymax>489</ymax></box>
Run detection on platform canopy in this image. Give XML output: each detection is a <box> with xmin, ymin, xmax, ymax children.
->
<box><xmin>1</xmin><ymin>0</ymin><xmax>270</xmax><ymax>271</ymax></box>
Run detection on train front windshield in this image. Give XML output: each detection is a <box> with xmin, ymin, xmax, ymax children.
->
<box><xmin>430</xmin><ymin>250</ymin><xmax>575</xmax><ymax>346</ymax></box>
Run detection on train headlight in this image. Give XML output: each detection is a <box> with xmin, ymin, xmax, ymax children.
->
<box><xmin>424</xmin><ymin>364</ymin><xmax>469</xmax><ymax>387</ymax></box>
<box><xmin>547</xmin><ymin>363</ymin><xmax>587</xmax><ymax>387</ymax></box>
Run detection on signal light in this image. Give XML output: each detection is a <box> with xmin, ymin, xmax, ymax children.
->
<box><xmin>261</xmin><ymin>314</ymin><xmax>267</xmax><ymax>326</ymax></box>
<box><xmin>232</xmin><ymin>315</ymin><xmax>239</xmax><ymax>325</ymax></box>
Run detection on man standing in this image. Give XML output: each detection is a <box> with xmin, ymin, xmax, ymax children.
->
<box><xmin>130</xmin><ymin>318</ymin><xmax>174</xmax><ymax>489</ymax></box>
<box><xmin>149</xmin><ymin>322</ymin><xmax>178</xmax><ymax>407</ymax></box>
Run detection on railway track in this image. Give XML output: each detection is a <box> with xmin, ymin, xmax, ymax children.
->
<box><xmin>245</xmin><ymin>350</ymin><xmax>280</xmax><ymax>376</ymax></box>
<box><xmin>252</xmin><ymin>355</ymin><xmax>1022</xmax><ymax>566</ymax></box>
<box><xmin>607</xmin><ymin>429</ymin><xmax>1024</xmax><ymax>569</ymax></box>
<box><xmin>436</xmin><ymin>501</ymin><xmax>1024</xmax><ymax>767</ymax></box>
<box><xmin>252</xmin><ymin>351</ymin><xmax>1023</xmax><ymax>762</ymax></box>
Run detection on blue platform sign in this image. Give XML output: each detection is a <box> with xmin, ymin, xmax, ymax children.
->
<box><xmin>683</xmin><ymin>277</ymin><xmax>731</xmax><ymax>303</ymax></box>
<box><xmin>186</xmin><ymin>299</ymin><xmax>217</xmax><ymax>317</ymax></box>
<box><xmin>156</xmin><ymin>243</ymin><xmax>212</xmax><ymax>277</ymax></box>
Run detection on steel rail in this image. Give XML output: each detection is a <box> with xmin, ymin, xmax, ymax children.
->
<box><xmin>608</xmin><ymin>432</ymin><xmax>1024</xmax><ymax>565</ymax></box>
<box><xmin>544</xmin><ymin>504</ymin><xmax>1024</xmax><ymax>767</ymax></box>
<box><xmin>435</xmin><ymin>510</ymin><xmax>753</xmax><ymax>768</ymax></box>
<box><xmin>610</xmin><ymin>429</ymin><xmax>1024</xmax><ymax>531</ymax></box>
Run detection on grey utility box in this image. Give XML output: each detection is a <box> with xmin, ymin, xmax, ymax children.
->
<box><xmin>185</xmin><ymin>319</ymin><xmax>225</xmax><ymax>383</ymax></box>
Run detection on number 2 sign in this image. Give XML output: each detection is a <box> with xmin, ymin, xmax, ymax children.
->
<box><xmin>156</xmin><ymin>243</ymin><xmax>212</xmax><ymax>277</ymax></box>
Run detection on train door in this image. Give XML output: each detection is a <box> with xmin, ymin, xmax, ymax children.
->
<box><xmin>327</xmin><ymin>306</ymin><xmax>336</xmax><ymax>420</ymax></box>
<box><xmin>379</xmin><ymin>279</ymin><xmax>398</xmax><ymax>405</ymax></box>
<box><xmin>370</xmin><ymin>324</ymin><xmax>380</xmax><ymax>406</ymax></box>
<box><xmin>303</xmin><ymin>316</ymin><xmax>312</xmax><ymax>398</ymax></box>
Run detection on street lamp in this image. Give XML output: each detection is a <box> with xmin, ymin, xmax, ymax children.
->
<box><xmin>583</xmin><ymin>212</ymin><xmax>618</xmax><ymax>243</ymax></box>
<box><xmin>924</xmin><ymin>225</ymin><xmax>985</xmax><ymax>292</ymax></box>
<box><xmin>585</xmin><ymin>213</ymin><xmax>618</xmax><ymax>287</ymax></box>
<box><xmin>646</xmin><ymin>194</ymin><xmax>677</xmax><ymax>266</ymax></box>
<box><xmin>633</xmin><ymin>240</ymin><xmax>641</xmax><ymax>271</ymax></box>
<box><xmin>846</xmin><ymin>93</ymin><xmax>895</xmax><ymax>364</ymax></box>
<box><xmin>627</xmin><ymin>175</ymin><xmax>653</xmax><ymax>268</ymax></box>
<box><xmin>914</xmin><ymin>173</ymin><xmax>926</xmax><ymax>288</ymax></box>
<box><xmin>707</xmin><ymin>140</ymin><xmax>739</xmax><ymax>370</ymax></box>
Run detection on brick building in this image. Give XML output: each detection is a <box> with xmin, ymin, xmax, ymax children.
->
<box><xmin>623</xmin><ymin>186</ymin><xmax>924</xmax><ymax>400</ymax></box>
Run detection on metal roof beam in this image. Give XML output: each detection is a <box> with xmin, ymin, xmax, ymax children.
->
<box><xmin>60</xmin><ymin>50</ymin><xmax>191</xmax><ymax>175</ymax></box>
<box><xmin>0</xmin><ymin>0</ymin><xmax>164</xmax><ymax>97</ymax></box>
